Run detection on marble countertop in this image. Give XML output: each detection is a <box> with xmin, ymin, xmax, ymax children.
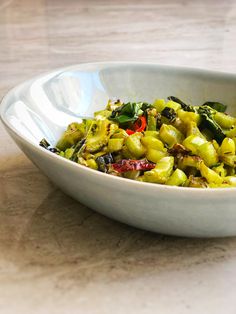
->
<box><xmin>1</xmin><ymin>0</ymin><xmax>236</xmax><ymax>313</ymax></box>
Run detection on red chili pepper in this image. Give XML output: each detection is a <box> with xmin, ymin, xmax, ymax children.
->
<box><xmin>126</xmin><ymin>129</ymin><xmax>135</xmax><ymax>135</ymax></box>
<box><xmin>126</xmin><ymin>116</ymin><xmax>147</xmax><ymax>135</ymax></box>
<box><xmin>134</xmin><ymin>116</ymin><xmax>147</xmax><ymax>132</ymax></box>
<box><xmin>112</xmin><ymin>159</ymin><xmax>155</xmax><ymax>173</ymax></box>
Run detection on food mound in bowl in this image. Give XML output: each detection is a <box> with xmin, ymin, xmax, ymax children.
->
<box><xmin>40</xmin><ymin>96</ymin><xmax>236</xmax><ymax>188</ymax></box>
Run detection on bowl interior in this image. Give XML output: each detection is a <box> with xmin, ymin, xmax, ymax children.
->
<box><xmin>2</xmin><ymin>63</ymin><xmax>236</xmax><ymax>146</ymax></box>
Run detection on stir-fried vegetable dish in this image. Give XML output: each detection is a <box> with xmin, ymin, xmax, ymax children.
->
<box><xmin>40</xmin><ymin>97</ymin><xmax>236</xmax><ymax>188</ymax></box>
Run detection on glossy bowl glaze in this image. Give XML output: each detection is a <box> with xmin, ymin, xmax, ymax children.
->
<box><xmin>1</xmin><ymin>62</ymin><xmax>236</xmax><ymax>237</ymax></box>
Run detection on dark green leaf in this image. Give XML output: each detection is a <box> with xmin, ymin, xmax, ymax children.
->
<box><xmin>141</xmin><ymin>102</ymin><xmax>153</xmax><ymax>111</ymax></box>
<box><xmin>39</xmin><ymin>138</ymin><xmax>60</xmax><ymax>153</ymax></box>
<box><xmin>161</xmin><ymin>107</ymin><xmax>176</xmax><ymax>121</ymax></box>
<box><xmin>202</xmin><ymin>101</ymin><xmax>227</xmax><ymax>113</ymax></box>
<box><xmin>167</xmin><ymin>96</ymin><xmax>195</xmax><ymax>112</ymax></box>
<box><xmin>109</xmin><ymin>102</ymin><xmax>144</xmax><ymax>124</ymax></box>
<box><xmin>112</xmin><ymin>114</ymin><xmax>136</xmax><ymax>124</ymax></box>
<box><xmin>198</xmin><ymin>106</ymin><xmax>226</xmax><ymax>144</ymax></box>
<box><xmin>39</xmin><ymin>138</ymin><xmax>50</xmax><ymax>149</ymax></box>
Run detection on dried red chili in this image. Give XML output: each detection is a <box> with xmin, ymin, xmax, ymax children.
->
<box><xmin>112</xmin><ymin>159</ymin><xmax>155</xmax><ymax>173</ymax></box>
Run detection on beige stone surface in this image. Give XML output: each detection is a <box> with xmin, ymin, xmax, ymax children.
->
<box><xmin>1</xmin><ymin>0</ymin><xmax>236</xmax><ymax>313</ymax></box>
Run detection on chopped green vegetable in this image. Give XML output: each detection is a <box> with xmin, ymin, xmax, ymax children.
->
<box><xmin>167</xmin><ymin>96</ymin><xmax>195</xmax><ymax>112</ymax></box>
<box><xmin>56</xmin><ymin>122</ymin><xmax>85</xmax><ymax>151</ymax></box>
<box><xmin>199</xmin><ymin>162</ymin><xmax>223</xmax><ymax>184</ymax></box>
<box><xmin>84</xmin><ymin>119</ymin><xmax>116</xmax><ymax>153</ymax></box>
<box><xmin>214</xmin><ymin>112</ymin><xmax>235</xmax><ymax>129</ymax></box>
<box><xmin>197</xmin><ymin>142</ymin><xmax>218</xmax><ymax>167</ymax></box>
<box><xmin>141</xmin><ymin>136</ymin><xmax>166</xmax><ymax>151</ymax></box>
<box><xmin>153</xmin><ymin>99</ymin><xmax>165</xmax><ymax>112</ymax></box>
<box><xmin>166</xmin><ymin>169</ymin><xmax>187</xmax><ymax>186</ymax></box>
<box><xmin>146</xmin><ymin>108</ymin><xmax>157</xmax><ymax>131</ymax></box>
<box><xmin>40</xmin><ymin>96</ymin><xmax>236</xmax><ymax>188</ymax></box>
<box><xmin>182</xmin><ymin>135</ymin><xmax>206</xmax><ymax>155</ymax></box>
<box><xmin>146</xmin><ymin>148</ymin><xmax>167</xmax><ymax>163</ymax></box>
<box><xmin>108</xmin><ymin>138</ymin><xmax>124</xmax><ymax>153</ymax></box>
<box><xmin>144</xmin><ymin>156</ymin><xmax>174</xmax><ymax>184</ymax></box>
<box><xmin>125</xmin><ymin>133</ymin><xmax>146</xmax><ymax>158</ymax></box>
<box><xmin>159</xmin><ymin>124</ymin><xmax>184</xmax><ymax>147</ymax></box>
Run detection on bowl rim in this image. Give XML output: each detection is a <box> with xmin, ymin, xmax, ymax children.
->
<box><xmin>1</xmin><ymin>61</ymin><xmax>236</xmax><ymax>194</ymax></box>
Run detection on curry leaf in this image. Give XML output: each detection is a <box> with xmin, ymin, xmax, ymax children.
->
<box><xmin>167</xmin><ymin>96</ymin><xmax>195</xmax><ymax>112</ymax></box>
<box><xmin>202</xmin><ymin>101</ymin><xmax>227</xmax><ymax>113</ymax></box>
<box><xmin>109</xmin><ymin>102</ymin><xmax>148</xmax><ymax>124</ymax></box>
<box><xmin>198</xmin><ymin>106</ymin><xmax>226</xmax><ymax>144</ymax></box>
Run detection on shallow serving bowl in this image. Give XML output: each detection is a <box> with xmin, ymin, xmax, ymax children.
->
<box><xmin>1</xmin><ymin>62</ymin><xmax>236</xmax><ymax>237</ymax></box>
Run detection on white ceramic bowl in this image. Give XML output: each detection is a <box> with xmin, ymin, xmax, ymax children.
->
<box><xmin>1</xmin><ymin>62</ymin><xmax>236</xmax><ymax>237</ymax></box>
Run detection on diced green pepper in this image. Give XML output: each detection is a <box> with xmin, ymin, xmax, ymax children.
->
<box><xmin>199</xmin><ymin>162</ymin><xmax>223</xmax><ymax>184</ymax></box>
<box><xmin>165</xmin><ymin>100</ymin><xmax>181</xmax><ymax>111</ymax></box>
<box><xmin>186</xmin><ymin>121</ymin><xmax>205</xmax><ymax>138</ymax></box>
<box><xmin>178</xmin><ymin>109</ymin><xmax>200</xmax><ymax>125</ymax></box>
<box><xmin>153</xmin><ymin>99</ymin><xmax>166</xmax><ymax>112</ymax></box>
<box><xmin>144</xmin><ymin>131</ymin><xmax>159</xmax><ymax>138</ymax></box>
<box><xmin>111</xmin><ymin>128</ymin><xmax>128</xmax><ymax>139</ymax></box>
<box><xmin>125</xmin><ymin>133</ymin><xmax>146</xmax><ymax>158</ymax></box>
<box><xmin>197</xmin><ymin>142</ymin><xmax>218</xmax><ymax>167</ymax></box>
<box><xmin>166</xmin><ymin>169</ymin><xmax>187</xmax><ymax>186</ymax></box>
<box><xmin>159</xmin><ymin>124</ymin><xmax>184</xmax><ymax>147</ymax></box>
<box><xmin>146</xmin><ymin>108</ymin><xmax>157</xmax><ymax>131</ymax></box>
<box><xmin>108</xmin><ymin>138</ymin><xmax>124</xmax><ymax>152</ymax></box>
<box><xmin>182</xmin><ymin>135</ymin><xmax>206</xmax><ymax>155</ymax></box>
<box><xmin>146</xmin><ymin>148</ymin><xmax>167</xmax><ymax>163</ymax></box>
<box><xmin>141</xmin><ymin>136</ymin><xmax>166</xmax><ymax>151</ymax></box>
<box><xmin>219</xmin><ymin>137</ymin><xmax>235</xmax><ymax>156</ymax></box>
<box><xmin>177</xmin><ymin>155</ymin><xmax>202</xmax><ymax>170</ymax></box>
<box><xmin>214</xmin><ymin>112</ymin><xmax>235</xmax><ymax>129</ymax></box>
<box><xmin>144</xmin><ymin>156</ymin><xmax>174</xmax><ymax>183</ymax></box>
